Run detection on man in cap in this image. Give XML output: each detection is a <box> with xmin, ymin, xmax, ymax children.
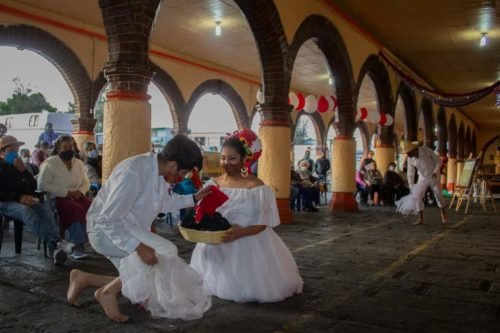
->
<box><xmin>0</xmin><ymin>135</ymin><xmax>73</xmax><ymax>264</ymax></box>
<box><xmin>400</xmin><ymin>141</ymin><xmax>447</xmax><ymax>225</ymax></box>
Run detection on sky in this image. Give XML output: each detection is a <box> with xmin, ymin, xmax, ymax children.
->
<box><xmin>0</xmin><ymin>46</ymin><xmax>237</xmax><ymax>132</ymax></box>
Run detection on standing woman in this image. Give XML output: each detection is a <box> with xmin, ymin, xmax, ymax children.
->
<box><xmin>190</xmin><ymin>130</ymin><xmax>303</xmax><ymax>303</ymax></box>
<box><xmin>38</xmin><ymin>135</ymin><xmax>91</xmax><ymax>259</ymax></box>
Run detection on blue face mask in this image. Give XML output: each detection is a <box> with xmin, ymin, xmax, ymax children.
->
<box><xmin>4</xmin><ymin>151</ymin><xmax>19</xmax><ymax>165</ymax></box>
<box><xmin>87</xmin><ymin>150</ymin><xmax>98</xmax><ymax>159</ymax></box>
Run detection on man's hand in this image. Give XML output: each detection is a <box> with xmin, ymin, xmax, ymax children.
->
<box><xmin>193</xmin><ymin>186</ymin><xmax>213</xmax><ymax>203</ymax></box>
<box><xmin>19</xmin><ymin>195</ymin><xmax>34</xmax><ymax>206</ymax></box>
<box><xmin>136</xmin><ymin>243</ymin><xmax>158</xmax><ymax>265</ymax></box>
<box><xmin>13</xmin><ymin>157</ymin><xmax>26</xmax><ymax>172</ymax></box>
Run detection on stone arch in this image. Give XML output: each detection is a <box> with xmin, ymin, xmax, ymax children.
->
<box><xmin>395</xmin><ymin>82</ymin><xmax>418</xmax><ymax>141</ymax></box>
<box><xmin>234</xmin><ymin>0</ymin><xmax>289</xmax><ymax>110</ymax></box>
<box><xmin>420</xmin><ymin>98</ymin><xmax>434</xmax><ymax>148</ymax></box>
<box><xmin>0</xmin><ymin>24</ymin><xmax>94</xmax><ymax>130</ymax></box>
<box><xmin>436</xmin><ymin>107</ymin><xmax>447</xmax><ymax>156</ymax></box>
<box><xmin>291</xmin><ymin>112</ymin><xmax>325</xmax><ymax>147</ymax></box>
<box><xmin>289</xmin><ymin>15</ymin><xmax>355</xmax><ymax>137</ymax></box>
<box><xmin>185</xmin><ymin>79</ymin><xmax>249</xmax><ymax>130</ymax></box>
<box><xmin>479</xmin><ymin>135</ymin><xmax>498</xmax><ymax>164</ymax></box>
<box><xmin>448</xmin><ymin>114</ymin><xmax>458</xmax><ymax>158</ymax></box>
<box><xmin>457</xmin><ymin>121</ymin><xmax>465</xmax><ymax>160</ymax></box>
<box><xmin>464</xmin><ymin>127</ymin><xmax>472</xmax><ymax>159</ymax></box>
<box><xmin>356</xmin><ymin>54</ymin><xmax>394</xmax><ymax>146</ymax></box>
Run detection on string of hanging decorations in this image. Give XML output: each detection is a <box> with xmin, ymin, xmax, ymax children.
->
<box><xmin>379</xmin><ymin>51</ymin><xmax>500</xmax><ymax>108</ymax></box>
<box><xmin>256</xmin><ymin>89</ymin><xmax>393</xmax><ymax>127</ymax></box>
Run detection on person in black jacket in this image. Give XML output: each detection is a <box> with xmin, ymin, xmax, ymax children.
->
<box><xmin>0</xmin><ymin>135</ymin><xmax>73</xmax><ymax>265</ymax></box>
<box><xmin>314</xmin><ymin>151</ymin><xmax>331</xmax><ymax>183</ymax></box>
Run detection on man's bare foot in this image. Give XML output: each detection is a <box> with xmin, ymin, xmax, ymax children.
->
<box><xmin>67</xmin><ymin>269</ymin><xmax>86</xmax><ymax>306</ymax></box>
<box><xmin>413</xmin><ymin>220</ymin><xmax>424</xmax><ymax>225</ymax></box>
<box><xmin>94</xmin><ymin>288</ymin><xmax>129</xmax><ymax>322</ymax></box>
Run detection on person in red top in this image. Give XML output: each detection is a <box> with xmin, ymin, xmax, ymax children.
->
<box><xmin>31</xmin><ymin>141</ymin><xmax>50</xmax><ymax>167</ymax></box>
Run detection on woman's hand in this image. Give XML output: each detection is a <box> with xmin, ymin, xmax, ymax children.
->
<box><xmin>222</xmin><ymin>224</ymin><xmax>244</xmax><ymax>243</ymax></box>
<box><xmin>136</xmin><ymin>243</ymin><xmax>158</xmax><ymax>265</ymax></box>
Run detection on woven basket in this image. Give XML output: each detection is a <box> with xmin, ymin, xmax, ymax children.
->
<box><xmin>178</xmin><ymin>224</ymin><xmax>230</xmax><ymax>244</ymax></box>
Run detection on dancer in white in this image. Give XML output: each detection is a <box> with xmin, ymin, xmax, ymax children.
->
<box><xmin>396</xmin><ymin>141</ymin><xmax>447</xmax><ymax>225</ymax></box>
<box><xmin>190</xmin><ymin>131</ymin><xmax>303</xmax><ymax>303</ymax></box>
<box><xmin>66</xmin><ymin>135</ymin><xmax>212</xmax><ymax>322</ymax></box>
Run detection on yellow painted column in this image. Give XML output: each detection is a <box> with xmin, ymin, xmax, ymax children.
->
<box><xmin>329</xmin><ymin>136</ymin><xmax>358</xmax><ymax>212</ymax></box>
<box><xmin>447</xmin><ymin>157</ymin><xmax>457</xmax><ymax>192</ymax></box>
<box><xmin>259</xmin><ymin>123</ymin><xmax>292</xmax><ymax>223</ymax></box>
<box><xmin>102</xmin><ymin>91</ymin><xmax>151</xmax><ymax>180</ymax></box>
<box><xmin>374</xmin><ymin>145</ymin><xmax>396</xmax><ymax>174</ymax></box>
<box><xmin>72</xmin><ymin>132</ymin><xmax>96</xmax><ymax>152</ymax></box>
<box><xmin>456</xmin><ymin>160</ymin><xmax>464</xmax><ymax>185</ymax></box>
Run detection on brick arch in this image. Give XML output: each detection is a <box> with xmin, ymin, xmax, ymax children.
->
<box><xmin>420</xmin><ymin>98</ymin><xmax>434</xmax><ymax>148</ymax></box>
<box><xmin>185</xmin><ymin>80</ymin><xmax>249</xmax><ymax>130</ymax></box>
<box><xmin>464</xmin><ymin>127</ymin><xmax>472</xmax><ymax>158</ymax></box>
<box><xmin>0</xmin><ymin>24</ymin><xmax>94</xmax><ymax>128</ymax></box>
<box><xmin>457</xmin><ymin>121</ymin><xmax>465</xmax><ymax>160</ymax></box>
<box><xmin>150</xmin><ymin>63</ymin><xmax>186</xmax><ymax>133</ymax></box>
<box><xmin>356</xmin><ymin>54</ymin><xmax>394</xmax><ymax>146</ymax></box>
<box><xmin>234</xmin><ymin>0</ymin><xmax>289</xmax><ymax>120</ymax></box>
<box><xmin>93</xmin><ymin>66</ymin><xmax>186</xmax><ymax>133</ymax></box>
<box><xmin>395</xmin><ymin>82</ymin><xmax>418</xmax><ymax>141</ymax></box>
<box><xmin>436</xmin><ymin>107</ymin><xmax>447</xmax><ymax>156</ymax></box>
<box><xmin>289</xmin><ymin>15</ymin><xmax>355</xmax><ymax>137</ymax></box>
<box><xmin>291</xmin><ymin>113</ymin><xmax>325</xmax><ymax>147</ymax></box>
<box><xmin>448</xmin><ymin>114</ymin><xmax>457</xmax><ymax>158</ymax></box>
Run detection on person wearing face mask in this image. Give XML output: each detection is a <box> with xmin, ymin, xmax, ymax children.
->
<box><xmin>190</xmin><ymin>130</ymin><xmax>303</xmax><ymax>304</ymax></box>
<box><xmin>37</xmin><ymin>135</ymin><xmax>91</xmax><ymax>259</ymax></box>
<box><xmin>19</xmin><ymin>148</ymin><xmax>39</xmax><ymax>176</ymax></box>
<box><xmin>31</xmin><ymin>141</ymin><xmax>50</xmax><ymax>167</ymax></box>
<box><xmin>38</xmin><ymin>122</ymin><xmax>58</xmax><ymax>147</ymax></box>
<box><xmin>83</xmin><ymin>142</ymin><xmax>102</xmax><ymax>186</ymax></box>
<box><xmin>0</xmin><ymin>135</ymin><xmax>74</xmax><ymax>265</ymax></box>
<box><xmin>65</xmin><ymin>134</ymin><xmax>212</xmax><ymax>322</ymax></box>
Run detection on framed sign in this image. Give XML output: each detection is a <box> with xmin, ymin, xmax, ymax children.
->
<box><xmin>456</xmin><ymin>158</ymin><xmax>479</xmax><ymax>189</ymax></box>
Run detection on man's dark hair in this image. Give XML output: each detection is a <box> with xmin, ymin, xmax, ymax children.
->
<box><xmin>221</xmin><ymin>137</ymin><xmax>246</xmax><ymax>158</ymax></box>
<box><xmin>159</xmin><ymin>135</ymin><xmax>203</xmax><ymax>170</ymax></box>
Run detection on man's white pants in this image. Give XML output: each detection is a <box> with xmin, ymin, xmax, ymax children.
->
<box><xmin>412</xmin><ymin>177</ymin><xmax>444</xmax><ymax>212</ymax></box>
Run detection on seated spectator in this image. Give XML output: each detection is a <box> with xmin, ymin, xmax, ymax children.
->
<box><xmin>0</xmin><ymin>135</ymin><xmax>73</xmax><ymax>265</ymax></box>
<box><xmin>364</xmin><ymin>161</ymin><xmax>384</xmax><ymax>206</ymax></box>
<box><xmin>360</xmin><ymin>150</ymin><xmax>375</xmax><ymax>170</ymax></box>
<box><xmin>83</xmin><ymin>142</ymin><xmax>102</xmax><ymax>185</ymax></box>
<box><xmin>297</xmin><ymin>161</ymin><xmax>321</xmax><ymax>206</ymax></box>
<box><xmin>19</xmin><ymin>148</ymin><xmax>39</xmax><ymax>176</ymax></box>
<box><xmin>31</xmin><ymin>141</ymin><xmax>50</xmax><ymax>167</ymax></box>
<box><xmin>355</xmin><ymin>167</ymin><xmax>368</xmax><ymax>205</ymax></box>
<box><xmin>291</xmin><ymin>167</ymin><xmax>318</xmax><ymax>212</ymax></box>
<box><xmin>38</xmin><ymin>135</ymin><xmax>91</xmax><ymax>259</ymax></box>
<box><xmin>383</xmin><ymin>162</ymin><xmax>408</xmax><ymax>205</ymax></box>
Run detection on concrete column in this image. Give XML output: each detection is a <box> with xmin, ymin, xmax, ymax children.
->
<box><xmin>72</xmin><ymin>132</ymin><xmax>96</xmax><ymax>152</ymax></box>
<box><xmin>71</xmin><ymin>117</ymin><xmax>97</xmax><ymax>151</ymax></box>
<box><xmin>329</xmin><ymin>136</ymin><xmax>358</xmax><ymax>212</ymax></box>
<box><xmin>102</xmin><ymin>91</ymin><xmax>151</xmax><ymax>180</ymax></box>
<box><xmin>456</xmin><ymin>160</ymin><xmax>464</xmax><ymax>186</ymax></box>
<box><xmin>439</xmin><ymin>156</ymin><xmax>447</xmax><ymax>189</ymax></box>
<box><xmin>374</xmin><ymin>145</ymin><xmax>396</xmax><ymax>174</ymax></box>
<box><xmin>447</xmin><ymin>157</ymin><xmax>457</xmax><ymax>192</ymax></box>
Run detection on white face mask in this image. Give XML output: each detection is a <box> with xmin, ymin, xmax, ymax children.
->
<box><xmin>22</xmin><ymin>157</ymin><xmax>30</xmax><ymax>164</ymax></box>
<box><xmin>87</xmin><ymin>150</ymin><xmax>98</xmax><ymax>159</ymax></box>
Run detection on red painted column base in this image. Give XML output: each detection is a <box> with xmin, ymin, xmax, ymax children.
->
<box><xmin>276</xmin><ymin>198</ymin><xmax>293</xmax><ymax>224</ymax></box>
<box><xmin>329</xmin><ymin>192</ymin><xmax>359</xmax><ymax>212</ymax></box>
<box><xmin>447</xmin><ymin>183</ymin><xmax>455</xmax><ymax>193</ymax></box>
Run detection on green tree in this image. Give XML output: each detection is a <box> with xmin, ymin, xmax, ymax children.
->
<box><xmin>0</xmin><ymin>77</ymin><xmax>58</xmax><ymax>114</ymax></box>
<box><xmin>66</xmin><ymin>102</ymin><xmax>75</xmax><ymax>114</ymax></box>
<box><xmin>93</xmin><ymin>93</ymin><xmax>105</xmax><ymax>133</ymax></box>
<box><xmin>294</xmin><ymin>118</ymin><xmax>310</xmax><ymax>145</ymax></box>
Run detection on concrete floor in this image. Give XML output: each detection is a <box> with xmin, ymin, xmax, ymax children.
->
<box><xmin>0</xmin><ymin>200</ymin><xmax>499</xmax><ymax>332</ymax></box>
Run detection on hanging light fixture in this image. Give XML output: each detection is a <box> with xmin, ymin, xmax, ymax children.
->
<box><xmin>480</xmin><ymin>32</ymin><xmax>488</xmax><ymax>47</ymax></box>
<box><xmin>215</xmin><ymin>21</ymin><xmax>221</xmax><ymax>37</ymax></box>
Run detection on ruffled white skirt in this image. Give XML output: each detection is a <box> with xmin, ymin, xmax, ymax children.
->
<box><xmin>119</xmin><ymin>228</ymin><xmax>211</xmax><ymax>320</ymax></box>
<box><xmin>395</xmin><ymin>193</ymin><xmax>419</xmax><ymax>216</ymax></box>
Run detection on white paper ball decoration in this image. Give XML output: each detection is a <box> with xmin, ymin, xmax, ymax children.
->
<box><xmin>303</xmin><ymin>95</ymin><xmax>317</xmax><ymax>114</ymax></box>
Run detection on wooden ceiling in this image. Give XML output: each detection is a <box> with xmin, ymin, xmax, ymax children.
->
<box><xmin>10</xmin><ymin>0</ymin><xmax>500</xmax><ymax>128</ymax></box>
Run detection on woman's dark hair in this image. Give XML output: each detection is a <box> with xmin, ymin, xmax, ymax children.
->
<box><xmin>159</xmin><ymin>135</ymin><xmax>203</xmax><ymax>170</ymax></box>
<box><xmin>221</xmin><ymin>137</ymin><xmax>246</xmax><ymax>158</ymax></box>
<box><xmin>50</xmin><ymin>135</ymin><xmax>73</xmax><ymax>156</ymax></box>
<box><xmin>388</xmin><ymin>162</ymin><xmax>396</xmax><ymax>169</ymax></box>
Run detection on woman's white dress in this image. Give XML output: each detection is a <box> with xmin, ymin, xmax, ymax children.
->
<box><xmin>190</xmin><ymin>181</ymin><xmax>303</xmax><ymax>303</ymax></box>
<box><xmin>395</xmin><ymin>190</ymin><xmax>419</xmax><ymax>216</ymax></box>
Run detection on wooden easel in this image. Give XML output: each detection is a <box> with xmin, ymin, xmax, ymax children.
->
<box><xmin>449</xmin><ymin>157</ymin><xmax>480</xmax><ymax>214</ymax></box>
